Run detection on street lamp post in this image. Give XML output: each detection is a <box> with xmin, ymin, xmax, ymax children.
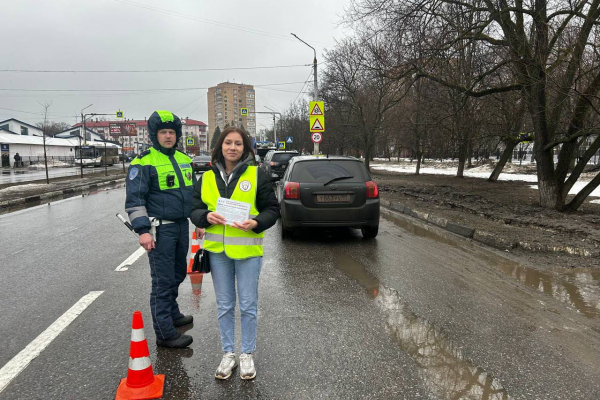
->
<box><xmin>291</xmin><ymin>33</ymin><xmax>319</xmax><ymax>154</ymax></box>
<box><xmin>264</xmin><ymin>107</ymin><xmax>282</xmax><ymax>146</ymax></box>
<box><xmin>79</xmin><ymin>104</ymin><xmax>92</xmax><ymax>178</ymax></box>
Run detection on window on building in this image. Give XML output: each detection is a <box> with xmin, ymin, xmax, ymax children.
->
<box><xmin>21</xmin><ymin>126</ymin><xmax>28</xmax><ymax>135</ymax></box>
<box><xmin>0</xmin><ymin>124</ymin><xmax>8</xmax><ymax>131</ymax></box>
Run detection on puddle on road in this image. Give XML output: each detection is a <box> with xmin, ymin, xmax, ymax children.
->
<box><xmin>334</xmin><ymin>254</ymin><xmax>510</xmax><ymax>399</ymax></box>
<box><xmin>383</xmin><ymin>213</ymin><xmax>600</xmax><ymax>319</ymax></box>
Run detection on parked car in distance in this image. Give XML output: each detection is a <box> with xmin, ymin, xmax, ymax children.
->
<box><xmin>191</xmin><ymin>155</ymin><xmax>212</xmax><ymax>173</ymax></box>
<box><xmin>277</xmin><ymin>155</ymin><xmax>380</xmax><ymax>239</ymax></box>
<box><xmin>261</xmin><ymin>150</ymin><xmax>299</xmax><ymax>182</ymax></box>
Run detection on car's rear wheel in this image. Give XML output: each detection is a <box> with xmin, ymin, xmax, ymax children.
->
<box><xmin>280</xmin><ymin>221</ymin><xmax>292</xmax><ymax>240</ymax></box>
<box><xmin>361</xmin><ymin>225</ymin><xmax>378</xmax><ymax>239</ymax></box>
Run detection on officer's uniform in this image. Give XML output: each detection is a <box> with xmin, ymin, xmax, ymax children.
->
<box><xmin>125</xmin><ymin>110</ymin><xmax>195</xmax><ymax>341</ymax></box>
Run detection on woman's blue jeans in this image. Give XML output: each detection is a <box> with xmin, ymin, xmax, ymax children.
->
<box><xmin>209</xmin><ymin>252</ymin><xmax>263</xmax><ymax>353</ymax></box>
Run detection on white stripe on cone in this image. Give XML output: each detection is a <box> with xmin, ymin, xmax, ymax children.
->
<box><xmin>128</xmin><ymin>356</ymin><xmax>152</xmax><ymax>371</ymax></box>
<box><xmin>130</xmin><ymin>328</ymin><xmax>146</xmax><ymax>342</ymax></box>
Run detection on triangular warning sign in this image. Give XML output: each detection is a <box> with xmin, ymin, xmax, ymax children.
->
<box><xmin>310</xmin><ymin>103</ymin><xmax>323</xmax><ymax>115</ymax></box>
<box><xmin>311</xmin><ymin>118</ymin><xmax>324</xmax><ymax>131</ymax></box>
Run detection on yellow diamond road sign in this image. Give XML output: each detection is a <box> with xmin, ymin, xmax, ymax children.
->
<box><xmin>240</xmin><ymin>108</ymin><xmax>248</xmax><ymax>116</ymax></box>
<box><xmin>310</xmin><ymin>116</ymin><xmax>325</xmax><ymax>133</ymax></box>
<box><xmin>309</xmin><ymin>101</ymin><xmax>324</xmax><ymax>116</ymax></box>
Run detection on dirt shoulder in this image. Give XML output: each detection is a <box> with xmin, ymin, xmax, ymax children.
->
<box><xmin>372</xmin><ymin>162</ymin><xmax>600</xmax><ymax>270</ymax></box>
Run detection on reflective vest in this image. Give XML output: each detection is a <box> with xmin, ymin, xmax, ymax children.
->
<box><xmin>201</xmin><ymin>166</ymin><xmax>264</xmax><ymax>259</ymax></box>
<box><xmin>130</xmin><ymin>147</ymin><xmax>194</xmax><ymax>190</ymax></box>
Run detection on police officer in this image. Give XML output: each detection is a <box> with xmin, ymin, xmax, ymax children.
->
<box><xmin>125</xmin><ymin>110</ymin><xmax>195</xmax><ymax>348</ymax></box>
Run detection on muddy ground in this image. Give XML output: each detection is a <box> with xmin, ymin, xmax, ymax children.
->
<box><xmin>372</xmin><ymin>160</ymin><xmax>600</xmax><ymax>270</ymax></box>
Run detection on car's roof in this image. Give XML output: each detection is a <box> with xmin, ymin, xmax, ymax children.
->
<box><xmin>290</xmin><ymin>155</ymin><xmax>361</xmax><ymax>162</ymax></box>
<box><xmin>193</xmin><ymin>155</ymin><xmax>211</xmax><ymax>159</ymax></box>
<box><xmin>270</xmin><ymin>150</ymin><xmax>299</xmax><ymax>154</ymax></box>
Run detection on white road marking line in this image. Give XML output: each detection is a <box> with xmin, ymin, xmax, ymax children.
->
<box><xmin>9</xmin><ymin>249</ymin><xmax>25</xmax><ymax>256</ymax></box>
<box><xmin>115</xmin><ymin>247</ymin><xmax>146</xmax><ymax>272</ymax></box>
<box><xmin>0</xmin><ymin>291</ymin><xmax>104</xmax><ymax>394</ymax></box>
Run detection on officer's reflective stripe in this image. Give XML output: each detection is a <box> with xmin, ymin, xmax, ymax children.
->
<box><xmin>128</xmin><ymin>356</ymin><xmax>152</xmax><ymax>371</ymax></box>
<box><xmin>204</xmin><ymin>232</ymin><xmax>224</xmax><ymax>242</ymax></box>
<box><xmin>127</xmin><ymin>208</ymin><xmax>148</xmax><ymax>221</ymax></box>
<box><xmin>225</xmin><ymin>237</ymin><xmax>263</xmax><ymax>246</ymax></box>
<box><xmin>156</xmin><ymin>110</ymin><xmax>174</xmax><ymax>122</ymax></box>
<box><xmin>131</xmin><ymin>328</ymin><xmax>146</xmax><ymax>342</ymax></box>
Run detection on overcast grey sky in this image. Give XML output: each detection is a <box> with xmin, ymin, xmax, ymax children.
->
<box><xmin>1</xmin><ymin>0</ymin><xmax>353</xmax><ymax>130</ymax></box>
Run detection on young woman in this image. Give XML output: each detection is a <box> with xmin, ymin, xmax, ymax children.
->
<box><xmin>191</xmin><ymin>127</ymin><xmax>279</xmax><ymax>380</ymax></box>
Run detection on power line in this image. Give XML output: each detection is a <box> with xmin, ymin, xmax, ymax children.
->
<box><xmin>111</xmin><ymin>0</ymin><xmax>334</xmax><ymax>46</ymax></box>
<box><xmin>0</xmin><ymin>81</ymin><xmax>309</xmax><ymax>93</ymax></box>
<box><xmin>0</xmin><ymin>64</ymin><xmax>312</xmax><ymax>73</ymax></box>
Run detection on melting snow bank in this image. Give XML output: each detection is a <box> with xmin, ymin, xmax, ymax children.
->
<box><xmin>0</xmin><ymin>183</ymin><xmax>50</xmax><ymax>193</ymax></box>
<box><xmin>371</xmin><ymin>163</ymin><xmax>600</xmax><ymax>198</ymax></box>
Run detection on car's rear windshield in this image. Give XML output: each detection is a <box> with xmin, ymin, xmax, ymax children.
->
<box><xmin>193</xmin><ymin>156</ymin><xmax>211</xmax><ymax>162</ymax></box>
<box><xmin>290</xmin><ymin>160</ymin><xmax>370</xmax><ymax>183</ymax></box>
<box><xmin>272</xmin><ymin>153</ymin><xmax>297</xmax><ymax>163</ymax></box>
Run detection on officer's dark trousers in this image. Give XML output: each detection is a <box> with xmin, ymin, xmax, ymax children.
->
<box><xmin>148</xmin><ymin>219</ymin><xmax>189</xmax><ymax>340</ymax></box>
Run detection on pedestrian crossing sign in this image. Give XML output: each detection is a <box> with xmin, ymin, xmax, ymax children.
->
<box><xmin>240</xmin><ymin>108</ymin><xmax>248</xmax><ymax>116</ymax></box>
<box><xmin>116</xmin><ymin>111</ymin><xmax>123</xmax><ymax>118</ymax></box>
<box><xmin>310</xmin><ymin>116</ymin><xmax>325</xmax><ymax>132</ymax></box>
<box><xmin>286</xmin><ymin>137</ymin><xmax>293</xmax><ymax>144</ymax></box>
<box><xmin>278</xmin><ymin>141</ymin><xmax>285</xmax><ymax>150</ymax></box>
<box><xmin>186</xmin><ymin>137</ymin><xmax>194</xmax><ymax>146</ymax></box>
<box><xmin>309</xmin><ymin>101</ymin><xmax>324</xmax><ymax>116</ymax></box>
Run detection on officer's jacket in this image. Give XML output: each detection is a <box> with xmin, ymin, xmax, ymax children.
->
<box><xmin>125</xmin><ymin>147</ymin><xmax>195</xmax><ymax>235</ymax></box>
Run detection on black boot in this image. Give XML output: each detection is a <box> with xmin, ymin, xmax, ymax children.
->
<box><xmin>173</xmin><ymin>315</ymin><xmax>193</xmax><ymax>327</ymax></box>
<box><xmin>156</xmin><ymin>332</ymin><xmax>193</xmax><ymax>348</ymax></box>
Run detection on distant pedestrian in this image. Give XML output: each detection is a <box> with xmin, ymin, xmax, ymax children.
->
<box><xmin>1</xmin><ymin>153</ymin><xmax>8</xmax><ymax>167</ymax></box>
<box><xmin>191</xmin><ymin>126</ymin><xmax>280</xmax><ymax>380</ymax></box>
<box><xmin>13</xmin><ymin>153</ymin><xmax>21</xmax><ymax>168</ymax></box>
<box><xmin>125</xmin><ymin>110</ymin><xmax>196</xmax><ymax>348</ymax></box>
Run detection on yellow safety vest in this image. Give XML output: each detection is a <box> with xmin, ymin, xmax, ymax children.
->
<box><xmin>201</xmin><ymin>166</ymin><xmax>264</xmax><ymax>259</ymax></box>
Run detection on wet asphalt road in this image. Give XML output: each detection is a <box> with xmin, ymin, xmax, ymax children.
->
<box><xmin>0</xmin><ymin>187</ymin><xmax>600</xmax><ymax>399</ymax></box>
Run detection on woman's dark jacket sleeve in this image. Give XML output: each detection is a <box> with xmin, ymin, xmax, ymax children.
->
<box><xmin>190</xmin><ymin>166</ymin><xmax>280</xmax><ymax>234</ymax></box>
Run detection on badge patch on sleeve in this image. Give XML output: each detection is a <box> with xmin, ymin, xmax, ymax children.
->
<box><xmin>186</xmin><ymin>171</ymin><xmax>192</xmax><ymax>181</ymax></box>
<box><xmin>239</xmin><ymin>180</ymin><xmax>252</xmax><ymax>192</ymax></box>
<box><xmin>129</xmin><ymin>167</ymin><xmax>139</xmax><ymax>180</ymax></box>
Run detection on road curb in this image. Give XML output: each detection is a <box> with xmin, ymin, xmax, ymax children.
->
<box><xmin>380</xmin><ymin>199</ymin><xmax>595</xmax><ymax>257</ymax></box>
<box><xmin>0</xmin><ymin>178</ymin><xmax>126</xmax><ymax>210</ymax></box>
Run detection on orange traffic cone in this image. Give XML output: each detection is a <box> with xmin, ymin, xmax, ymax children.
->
<box><xmin>187</xmin><ymin>230</ymin><xmax>202</xmax><ymax>275</ymax></box>
<box><xmin>115</xmin><ymin>311</ymin><xmax>164</xmax><ymax>400</ymax></box>
<box><xmin>190</xmin><ymin>273</ymin><xmax>204</xmax><ymax>295</ymax></box>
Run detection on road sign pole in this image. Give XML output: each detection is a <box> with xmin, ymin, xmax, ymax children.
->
<box><xmin>313</xmin><ymin>54</ymin><xmax>319</xmax><ymax>155</ymax></box>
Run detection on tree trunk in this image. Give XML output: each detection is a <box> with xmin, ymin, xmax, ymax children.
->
<box><xmin>489</xmin><ymin>140</ymin><xmax>518</xmax><ymax>182</ymax></box>
<box><xmin>565</xmin><ymin>172</ymin><xmax>600</xmax><ymax>211</ymax></box>
<box><xmin>536</xmin><ymin>148</ymin><xmax>562</xmax><ymax>209</ymax></box>
<box><xmin>415</xmin><ymin>149</ymin><xmax>422</xmax><ymax>175</ymax></box>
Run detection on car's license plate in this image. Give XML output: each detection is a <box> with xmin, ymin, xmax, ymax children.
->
<box><xmin>316</xmin><ymin>194</ymin><xmax>351</xmax><ymax>203</ymax></box>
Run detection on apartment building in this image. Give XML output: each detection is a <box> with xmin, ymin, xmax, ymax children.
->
<box><xmin>207</xmin><ymin>82</ymin><xmax>256</xmax><ymax>145</ymax></box>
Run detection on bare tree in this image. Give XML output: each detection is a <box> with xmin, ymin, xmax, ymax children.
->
<box><xmin>39</xmin><ymin>101</ymin><xmax>52</xmax><ymax>184</ymax></box>
<box><xmin>348</xmin><ymin>0</ymin><xmax>600</xmax><ymax>210</ymax></box>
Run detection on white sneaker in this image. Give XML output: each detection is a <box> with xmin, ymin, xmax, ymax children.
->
<box><xmin>239</xmin><ymin>353</ymin><xmax>256</xmax><ymax>380</ymax></box>
<box><xmin>215</xmin><ymin>352</ymin><xmax>237</xmax><ymax>380</ymax></box>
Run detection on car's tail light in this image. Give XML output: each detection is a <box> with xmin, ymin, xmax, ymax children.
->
<box><xmin>209</xmin><ymin>162</ymin><xmax>212</xmax><ymax>166</ymax></box>
<box><xmin>366</xmin><ymin>181</ymin><xmax>379</xmax><ymax>198</ymax></box>
<box><xmin>270</xmin><ymin>162</ymin><xmax>280</xmax><ymax>167</ymax></box>
<box><xmin>284</xmin><ymin>182</ymin><xmax>300</xmax><ymax>199</ymax></box>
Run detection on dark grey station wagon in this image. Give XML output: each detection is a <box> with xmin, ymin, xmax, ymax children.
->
<box><xmin>276</xmin><ymin>155</ymin><xmax>380</xmax><ymax>239</ymax></box>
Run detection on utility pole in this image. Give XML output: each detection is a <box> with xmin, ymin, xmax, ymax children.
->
<box><xmin>79</xmin><ymin>104</ymin><xmax>92</xmax><ymax>178</ymax></box>
<box><xmin>264</xmin><ymin>106</ymin><xmax>279</xmax><ymax>145</ymax></box>
<box><xmin>291</xmin><ymin>33</ymin><xmax>319</xmax><ymax>154</ymax></box>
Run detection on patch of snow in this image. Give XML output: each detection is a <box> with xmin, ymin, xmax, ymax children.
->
<box><xmin>0</xmin><ymin>183</ymin><xmax>50</xmax><ymax>193</ymax></box>
<box><xmin>372</xmin><ymin>163</ymin><xmax>600</xmax><ymax>198</ymax></box>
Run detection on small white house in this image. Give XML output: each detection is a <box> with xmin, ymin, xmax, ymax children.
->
<box><xmin>54</xmin><ymin>127</ymin><xmax>105</xmax><ymax>142</ymax></box>
<box><xmin>0</xmin><ymin>118</ymin><xmax>44</xmax><ymax>137</ymax></box>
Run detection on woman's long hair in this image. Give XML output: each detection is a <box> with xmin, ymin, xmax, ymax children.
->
<box><xmin>211</xmin><ymin>126</ymin><xmax>256</xmax><ymax>166</ymax></box>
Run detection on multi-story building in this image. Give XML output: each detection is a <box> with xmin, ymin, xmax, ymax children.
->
<box><xmin>72</xmin><ymin>117</ymin><xmax>208</xmax><ymax>155</ymax></box>
<box><xmin>207</xmin><ymin>82</ymin><xmax>256</xmax><ymax>145</ymax></box>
